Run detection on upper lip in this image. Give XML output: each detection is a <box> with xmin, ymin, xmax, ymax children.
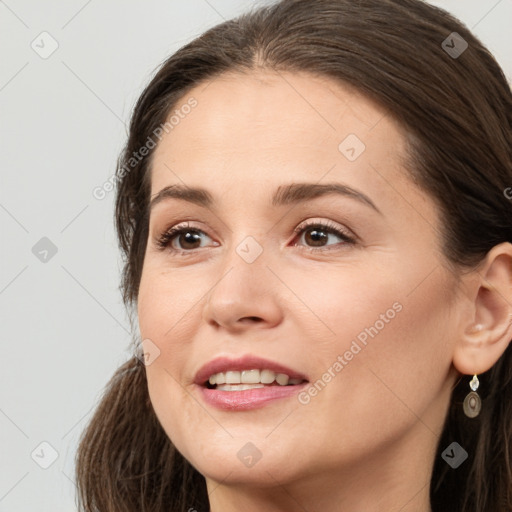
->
<box><xmin>194</xmin><ymin>354</ymin><xmax>309</xmax><ymax>386</ymax></box>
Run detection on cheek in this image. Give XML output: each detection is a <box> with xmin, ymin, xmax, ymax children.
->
<box><xmin>137</xmin><ymin>275</ymin><xmax>192</xmax><ymax>402</ymax></box>
<box><xmin>137</xmin><ymin>262</ymin><xmax>207</xmax><ymax>344</ymax></box>
<box><xmin>319</xmin><ymin>270</ymin><xmax>453</xmax><ymax>435</ymax></box>
<box><xmin>137</xmin><ymin>266</ymin><xmax>213</xmax><ymax>459</ymax></box>
<box><xmin>288</xmin><ymin>263</ymin><xmax>455</xmax><ymax>450</ymax></box>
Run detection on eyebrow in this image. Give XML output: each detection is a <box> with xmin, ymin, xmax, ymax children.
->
<box><xmin>149</xmin><ymin>182</ymin><xmax>382</xmax><ymax>215</ymax></box>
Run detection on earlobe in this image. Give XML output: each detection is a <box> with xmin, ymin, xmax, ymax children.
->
<box><xmin>452</xmin><ymin>242</ymin><xmax>512</xmax><ymax>376</ymax></box>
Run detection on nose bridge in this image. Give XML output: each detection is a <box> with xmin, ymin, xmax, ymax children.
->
<box><xmin>234</xmin><ymin>233</ymin><xmax>266</xmax><ymax>266</ymax></box>
<box><xmin>219</xmin><ymin>208</ymin><xmax>272</xmax><ymax>268</ymax></box>
<box><xmin>214</xmin><ymin>232</ymin><xmax>269</xmax><ymax>301</ymax></box>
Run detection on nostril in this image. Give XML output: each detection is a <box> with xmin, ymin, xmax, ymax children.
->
<box><xmin>242</xmin><ymin>316</ymin><xmax>262</xmax><ymax>323</ymax></box>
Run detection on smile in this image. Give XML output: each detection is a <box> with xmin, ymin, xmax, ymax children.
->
<box><xmin>206</xmin><ymin>369</ymin><xmax>305</xmax><ymax>390</ymax></box>
<box><xmin>195</xmin><ymin>354</ymin><xmax>310</xmax><ymax>410</ymax></box>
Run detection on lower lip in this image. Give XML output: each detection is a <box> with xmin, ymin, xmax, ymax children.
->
<box><xmin>198</xmin><ymin>383</ymin><xmax>309</xmax><ymax>411</ymax></box>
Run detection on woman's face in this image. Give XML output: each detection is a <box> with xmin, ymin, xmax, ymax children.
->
<box><xmin>137</xmin><ymin>71</ymin><xmax>461</xmax><ymax>492</ymax></box>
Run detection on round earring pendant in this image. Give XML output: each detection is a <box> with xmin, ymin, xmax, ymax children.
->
<box><xmin>463</xmin><ymin>391</ymin><xmax>481</xmax><ymax>418</ymax></box>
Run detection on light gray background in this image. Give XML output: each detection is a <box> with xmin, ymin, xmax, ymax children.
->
<box><xmin>1</xmin><ymin>1</ymin><xmax>510</xmax><ymax>510</ymax></box>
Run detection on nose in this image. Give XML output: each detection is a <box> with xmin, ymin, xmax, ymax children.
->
<box><xmin>201</xmin><ymin>243</ymin><xmax>284</xmax><ymax>332</ymax></box>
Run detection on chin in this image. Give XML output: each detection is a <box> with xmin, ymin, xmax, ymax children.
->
<box><xmin>196</xmin><ymin>457</ymin><xmax>296</xmax><ymax>487</ymax></box>
<box><xmin>177</xmin><ymin>435</ymin><xmax>304</xmax><ymax>487</ymax></box>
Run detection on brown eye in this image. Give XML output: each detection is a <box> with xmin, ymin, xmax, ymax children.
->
<box><xmin>294</xmin><ymin>220</ymin><xmax>355</xmax><ymax>251</ymax></box>
<box><xmin>156</xmin><ymin>220</ymin><xmax>355</xmax><ymax>255</ymax></box>
<box><xmin>173</xmin><ymin>230</ymin><xmax>203</xmax><ymax>250</ymax></box>
<box><xmin>156</xmin><ymin>225</ymin><xmax>214</xmax><ymax>252</ymax></box>
<box><xmin>303</xmin><ymin>226</ymin><xmax>330</xmax><ymax>247</ymax></box>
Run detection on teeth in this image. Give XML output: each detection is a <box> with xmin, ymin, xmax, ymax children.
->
<box><xmin>260</xmin><ymin>369</ymin><xmax>275</xmax><ymax>384</ymax></box>
<box><xmin>216</xmin><ymin>383</ymin><xmax>265</xmax><ymax>391</ymax></box>
<box><xmin>241</xmin><ymin>369</ymin><xmax>260</xmax><ymax>383</ymax></box>
<box><xmin>207</xmin><ymin>369</ymin><xmax>304</xmax><ymax>387</ymax></box>
<box><xmin>275</xmin><ymin>373</ymin><xmax>289</xmax><ymax>385</ymax></box>
<box><xmin>225</xmin><ymin>371</ymin><xmax>241</xmax><ymax>384</ymax></box>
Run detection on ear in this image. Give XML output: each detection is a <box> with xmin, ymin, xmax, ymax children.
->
<box><xmin>452</xmin><ymin>242</ymin><xmax>512</xmax><ymax>375</ymax></box>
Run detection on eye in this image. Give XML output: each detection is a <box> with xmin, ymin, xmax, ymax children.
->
<box><xmin>292</xmin><ymin>219</ymin><xmax>356</xmax><ymax>252</ymax></box>
<box><xmin>155</xmin><ymin>219</ymin><xmax>356</xmax><ymax>255</ymax></box>
<box><xmin>155</xmin><ymin>222</ymin><xmax>217</xmax><ymax>254</ymax></box>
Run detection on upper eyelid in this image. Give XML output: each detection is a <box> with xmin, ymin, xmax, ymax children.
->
<box><xmin>159</xmin><ymin>218</ymin><xmax>350</xmax><ymax>236</ymax></box>
<box><xmin>150</xmin><ymin>198</ymin><xmax>362</xmax><ymax>229</ymax></box>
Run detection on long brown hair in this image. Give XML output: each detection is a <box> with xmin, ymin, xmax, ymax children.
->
<box><xmin>75</xmin><ymin>1</ymin><xmax>512</xmax><ymax>510</ymax></box>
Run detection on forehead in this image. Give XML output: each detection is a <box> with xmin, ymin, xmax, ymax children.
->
<box><xmin>153</xmin><ymin>72</ymin><xmax>401</xmax><ymax>170</ymax></box>
<box><xmin>148</xmin><ymin>70</ymin><xmax>430</xmax><ymax>221</ymax></box>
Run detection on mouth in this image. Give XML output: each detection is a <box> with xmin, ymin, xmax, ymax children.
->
<box><xmin>195</xmin><ymin>355</ymin><xmax>309</xmax><ymax>410</ymax></box>
<box><xmin>204</xmin><ymin>369</ymin><xmax>308</xmax><ymax>391</ymax></box>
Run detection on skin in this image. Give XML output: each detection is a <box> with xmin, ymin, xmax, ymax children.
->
<box><xmin>137</xmin><ymin>70</ymin><xmax>512</xmax><ymax>512</ymax></box>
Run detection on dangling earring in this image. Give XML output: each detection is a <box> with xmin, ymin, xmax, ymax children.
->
<box><xmin>463</xmin><ymin>374</ymin><xmax>481</xmax><ymax>418</ymax></box>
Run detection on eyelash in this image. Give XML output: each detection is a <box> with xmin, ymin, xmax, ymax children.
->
<box><xmin>155</xmin><ymin>219</ymin><xmax>356</xmax><ymax>255</ymax></box>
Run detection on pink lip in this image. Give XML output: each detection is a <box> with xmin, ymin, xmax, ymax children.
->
<box><xmin>194</xmin><ymin>354</ymin><xmax>309</xmax><ymax>411</ymax></box>
<box><xmin>198</xmin><ymin>382</ymin><xmax>309</xmax><ymax>411</ymax></box>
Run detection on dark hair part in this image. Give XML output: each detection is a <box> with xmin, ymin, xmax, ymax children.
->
<box><xmin>75</xmin><ymin>0</ymin><xmax>512</xmax><ymax>510</ymax></box>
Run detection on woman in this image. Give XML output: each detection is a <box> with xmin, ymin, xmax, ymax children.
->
<box><xmin>75</xmin><ymin>0</ymin><xmax>512</xmax><ymax>510</ymax></box>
